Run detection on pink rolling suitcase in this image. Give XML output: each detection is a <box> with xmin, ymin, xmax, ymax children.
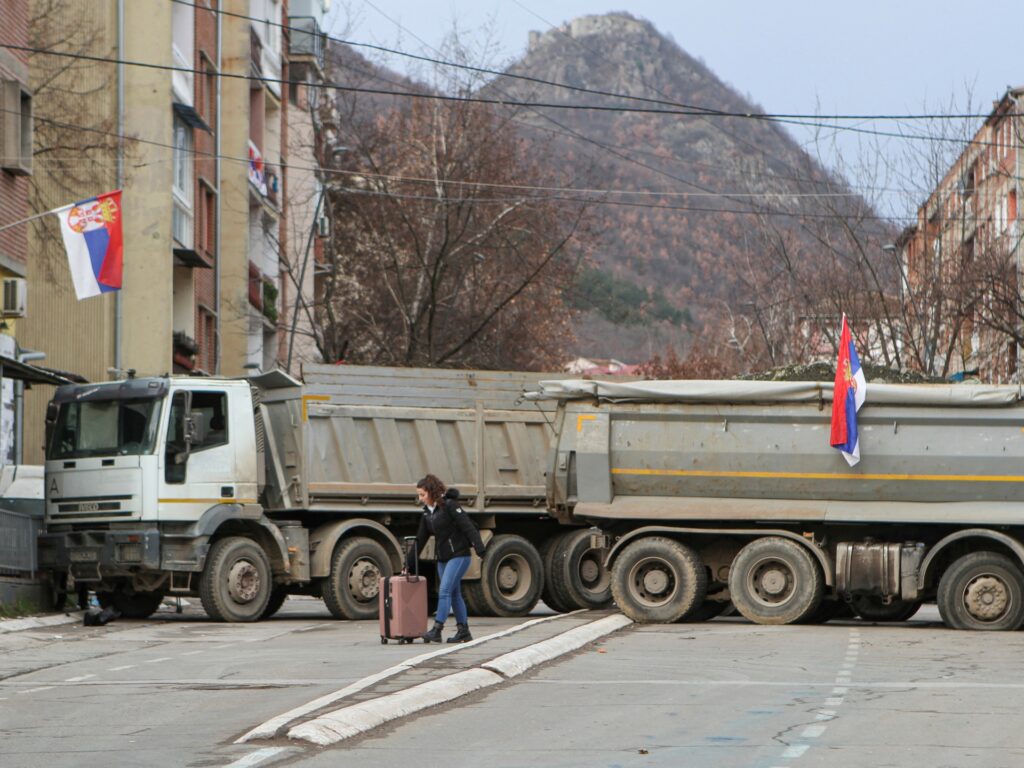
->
<box><xmin>379</xmin><ymin>541</ymin><xmax>428</xmax><ymax>644</ymax></box>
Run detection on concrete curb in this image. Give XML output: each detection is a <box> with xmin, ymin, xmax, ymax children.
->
<box><xmin>237</xmin><ymin>609</ymin><xmax>585</xmax><ymax>743</ymax></box>
<box><xmin>0</xmin><ymin>611</ymin><xmax>82</xmax><ymax>634</ymax></box>
<box><xmin>285</xmin><ymin>613</ymin><xmax>633</xmax><ymax>747</ymax></box>
<box><xmin>288</xmin><ymin>669</ymin><xmax>502</xmax><ymax>746</ymax></box>
<box><xmin>481</xmin><ymin>613</ymin><xmax>634</xmax><ymax>678</ymax></box>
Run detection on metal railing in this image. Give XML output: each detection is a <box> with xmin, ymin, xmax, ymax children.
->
<box><xmin>288</xmin><ymin>16</ymin><xmax>325</xmax><ymax>68</ymax></box>
<box><xmin>0</xmin><ymin>507</ymin><xmax>40</xmax><ymax>575</ymax></box>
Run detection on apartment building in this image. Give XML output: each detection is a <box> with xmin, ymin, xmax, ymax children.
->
<box><xmin>0</xmin><ymin>0</ymin><xmax>33</xmax><ymax>462</ymax></box>
<box><xmin>898</xmin><ymin>87</ymin><xmax>1023</xmax><ymax>383</ymax></box>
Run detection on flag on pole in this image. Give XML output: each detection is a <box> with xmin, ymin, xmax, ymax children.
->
<box><xmin>52</xmin><ymin>191</ymin><xmax>123</xmax><ymax>300</ymax></box>
<box><xmin>830</xmin><ymin>314</ymin><xmax>867</xmax><ymax>466</ymax></box>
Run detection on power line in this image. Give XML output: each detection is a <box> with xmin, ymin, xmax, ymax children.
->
<box><xmin>7</xmin><ymin>39</ymin><xmax>1018</xmax><ymax>153</ymax></box>
<box><xmin>171</xmin><ymin>0</ymin><xmax>1019</xmax><ymax>123</ymax></box>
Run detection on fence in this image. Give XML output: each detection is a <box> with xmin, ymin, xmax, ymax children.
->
<box><xmin>0</xmin><ymin>506</ymin><xmax>41</xmax><ymax>575</ymax></box>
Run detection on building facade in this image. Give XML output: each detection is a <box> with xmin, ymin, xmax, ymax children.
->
<box><xmin>899</xmin><ymin>87</ymin><xmax>1023</xmax><ymax>383</ymax></box>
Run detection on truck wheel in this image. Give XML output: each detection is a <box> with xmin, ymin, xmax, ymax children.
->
<box><xmin>478</xmin><ymin>534</ymin><xmax>543</xmax><ymax>617</ymax></box>
<box><xmin>97</xmin><ymin>589</ymin><xmax>165</xmax><ymax>619</ymax></box>
<box><xmin>729</xmin><ymin>537</ymin><xmax>823</xmax><ymax>625</ymax></box>
<box><xmin>851</xmin><ymin>595</ymin><xmax>921</xmax><ymax>623</ymax></box>
<box><xmin>260</xmin><ymin>587</ymin><xmax>289</xmax><ymax>620</ymax></box>
<box><xmin>610</xmin><ymin>537</ymin><xmax>707</xmax><ymax>623</ymax></box>
<box><xmin>937</xmin><ymin>552</ymin><xmax>1024</xmax><ymax>631</ymax></box>
<box><xmin>462</xmin><ymin>580</ymin><xmax>494</xmax><ymax>617</ymax></box>
<box><xmin>551</xmin><ymin>529</ymin><xmax>612</xmax><ymax>610</ymax></box>
<box><xmin>539</xmin><ymin>533</ymin><xmax>574</xmax><ymax>612</ymax></box>
<box><xmin>323</xmin><ymin>537</ymin><xmax>393</xmax><ymax>620</ymax></box>
<box><xmin>799</xmin><ymin>598</ymin><xmax>854</xmax><ymax>624</ymax></box>
<box><xmin>199</xmin><ymin>537</ymin><xmax>272</xmax><ymax>622</ymax></box>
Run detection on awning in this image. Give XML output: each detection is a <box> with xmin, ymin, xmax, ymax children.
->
<box><xmin>0</xmin><ymin>355</ymin><xmax>79</xmax><ymax>386</ymax></box>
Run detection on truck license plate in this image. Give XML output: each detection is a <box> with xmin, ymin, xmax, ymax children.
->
<box><xmin>69</xmin><ymin>550</ymin><xmax>99</xmax><ymax>562</ymax></box>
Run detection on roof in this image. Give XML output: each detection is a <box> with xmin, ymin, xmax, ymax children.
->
<box><xmin>0</xmin><ymin>355</ymin><xmax>76</xmax><ymax>386</ymax></box>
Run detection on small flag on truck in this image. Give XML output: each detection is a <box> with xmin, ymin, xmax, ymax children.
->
<box><xmin>830</xmin><ymin>314</ymin><xmax>866</xmax><ymax>466</ymax></box>
<box><xmin>51</xmin><ymin>190</ymin><xmax>123</xmax><ymax>300</ymax></box>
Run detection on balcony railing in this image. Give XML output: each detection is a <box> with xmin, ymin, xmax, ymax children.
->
<box><xmin>288</xmin><ymin>16</ymin><xmax>325</xmax><ymax>68</ymax></box>
<box><xmin>250</xmin><ymin>28</ymin><xmax>263</xmax><ymax>76</ymax></box>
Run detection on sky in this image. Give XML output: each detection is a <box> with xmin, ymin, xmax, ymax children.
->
<box><xmin>325</xmin><ymin>1</ymin><xmax>1021</xmax><ymax>213</ymax></box>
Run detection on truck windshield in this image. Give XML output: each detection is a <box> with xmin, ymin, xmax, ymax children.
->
<box><xmin>47</xmin><ymin>399</ymin><xmax>161</xmax><ymax>459</ymax></box>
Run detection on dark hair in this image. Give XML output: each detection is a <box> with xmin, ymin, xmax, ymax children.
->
<box><xmin>416</xmin><ymin>474</ymin><xmax>446</xmax><ymax>504</ymax></box>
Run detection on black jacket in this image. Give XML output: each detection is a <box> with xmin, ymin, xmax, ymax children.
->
<box><xmin>406</xmin><ymin>488</ymin><xmax>485</xmax><ymax>570</ymax></box>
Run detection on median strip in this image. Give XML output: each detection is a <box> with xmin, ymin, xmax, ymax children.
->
<box><xmin>285</xmin><ymin>613</ymin><xmax>633</xmax><ymax>747</ymax></box>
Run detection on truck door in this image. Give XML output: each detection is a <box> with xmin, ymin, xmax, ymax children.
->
<box><xmin>160</xmin><ymin>389</ymin><xmax>242</xmax><ymax>518</ymax></box>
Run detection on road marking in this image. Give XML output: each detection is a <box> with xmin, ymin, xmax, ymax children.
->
<box><xmin>832</xmin><ymin>687</ymin><xmax>848</xmax><ymax>694</ymax></box>
<box><xmin>802</xmin><ymin>725</ymin><xmax>827</xmax><ymax>738</ymax></box>
<box><xmin>816</xmin><ymin>710</ymin><xmax>837</xmax><ymax>720</ymax></box>
<box><xmin>109</xmin><ymin>665</ymin><xmax>136</xmax><ymax>671</ymax></box>
<box><xmin>781</xmin><ymin>745</ymin><xmax>809</xmax><ymax>758</ymax></box>
<box><xmin>237</xmin><ymin>609</ymin><xmax>589</xmax><ymax>743</ymax></box>
<box><xmin>182</xmin><ymin>650</ymin><xmax>204</xmax><ymax>656</ymax></box>
<box><xmin>824</xmin><ymin>696</ymin><xmax>844</xmax><ymax>706</ymax></box>
<box><xmin>223</xmin><ymin>746</ymin><xmax>291</xmax><ymax>767</ymax></box>
<box><xmin>18</xmin><ymin>687</ymin><xmax>54</xmax><ymax>695</ymax></box>
<box><xmin>64</xmin><ymin>674</ymin><xmax>95</xmax><ymax>682</ymax></box>
<box><xmin>145</xmin><ymin>657</ymin><xmax>173</xmax><ymax>663</ymax></box>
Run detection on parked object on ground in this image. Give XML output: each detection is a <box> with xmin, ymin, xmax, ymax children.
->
<box><xmin>531</xmin><ymin>378</ymin><xmax>1024</xmax><ymax>631</ymax></box>
<box><xmin>37</xmin><ymin>366</ymin><xmax>612</xmax><ymax>623</ymax></box>
<box><xmin>379</xmin><ymin>574</ymin><xmax>428</xmax><ymax>644</ymax></box>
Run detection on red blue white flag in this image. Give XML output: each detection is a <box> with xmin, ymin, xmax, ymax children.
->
<box><xmin>830</xmin><ymin>314</ymin><xmax>867</xmax><ymax>466</ymax></box>
<box><xmin>52</xmin><ymin>190</ymin><xmax>123</xmax><ymax>300</ymax></box>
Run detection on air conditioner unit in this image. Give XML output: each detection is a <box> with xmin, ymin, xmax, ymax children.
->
<box><xmin>2</xmin><ymin>277</ymin><xmax>26</xmax><ymax>317</ymax></box>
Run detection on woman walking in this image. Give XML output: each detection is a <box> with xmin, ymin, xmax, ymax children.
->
<box><xmin>407</xmin><ymin>474</ymin><xmax>486</xmax><ymax>643</ymax></box>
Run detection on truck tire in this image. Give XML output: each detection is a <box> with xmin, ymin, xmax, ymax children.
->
<box><xmin>539</xmin><ymin>533</ymin><xmax>574</xmax><ymax>613</ymax></box>
<box><xmin>323</xmin><ymin>536</ymin><xmax>393</xmax><ymax>620</ymax></box>
<box><xmin>799</xmin><ymin>598</ymin><xmax>854</xmax><ymax>624</ymax></box>
<box><xmin>851</xmin><ymin>595</ymin><xmax>921</xmax><ymax>623</ymax></box>
<box><xmin>937</xmin><ymin>551</ymin><xmax>1024</xmax><ymax>631</ymax></box>
<box><xmin>478</xmin><ymin>534</ymin><xmax>543</xmax><ymax>617</ymax></box>
<box><xmin>550</xmin><ymin>529</ymin><xmax>612</xmax><ymax>610</ymax></box>
<box><xmin>260</xmin><ymin>587</ymin><xmax>289</xmax><ymax>620</ymax></box>
<box><xmin>729</xmin><ymin>537</ymin><xmax>823</xmax><ymax>625</ymax></box>
<box><xmin>199</xmin><ymin>536</ymin><xmax>272</xmax><ymax>622</ymax></box>
<box><xmin>610</xmin><ymin>537</ymin><xmax>707</xmax><ymax>623</ymax></box>
<box><xmin>462</xmin><ymin>580</ymin><xmax>494</xmax><ymax>617</ymax></box>
<box><xmin>97</xmin><ymin>589</ymin><xmax>164</xmax><ymax>619</ymax></box>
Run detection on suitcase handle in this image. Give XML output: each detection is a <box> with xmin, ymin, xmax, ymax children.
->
<box><xmin>403</xmin><ymin>536</ymin><xmax>419</xmax><ymax>581</ymax></box>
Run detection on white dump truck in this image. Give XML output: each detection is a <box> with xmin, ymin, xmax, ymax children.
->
<box><xmin>37</xmin><ymin>366</ymin><xmax>609</xmax><ymax>621</ymax></box>
<box><xmin>530</xmin><ymin>378</ymin><xmax>1024</xmax><ymax>631</ymax></box>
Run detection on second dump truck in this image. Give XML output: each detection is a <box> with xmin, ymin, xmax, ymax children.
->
<box><xmin>532</xmin><ymin>378</ymin><xmax>1024</xmax><ymax>631</ymax></box>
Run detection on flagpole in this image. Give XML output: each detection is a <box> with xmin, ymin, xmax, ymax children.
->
<box><xmin>0</xmin><ymin>209</ymin><xmax>65</xmax><ymax>234</ymax></box>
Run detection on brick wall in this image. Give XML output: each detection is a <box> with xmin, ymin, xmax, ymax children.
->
<box><xmin>0</xmin><ymin>0</ymin><xmax>30</xmax><ymax>274</ymax></box>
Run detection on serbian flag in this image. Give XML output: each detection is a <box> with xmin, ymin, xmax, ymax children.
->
<box><xmin>52</xmin><ymin>190</ymin><xmax>123</xmax><ymax>300</ymax></box>
<box><xmin>830</xmin><ymin>314</ymin><xmax>867</xmax><ymax>466</ymax></box>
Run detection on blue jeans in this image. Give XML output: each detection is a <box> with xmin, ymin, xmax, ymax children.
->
<box><xmin>436</xmin><ymin>555</ymin><xmax>471</xmax><ymax>625</ymax></box>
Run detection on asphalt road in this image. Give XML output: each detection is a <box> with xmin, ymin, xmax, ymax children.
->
<box><xmin>4</xmin><ymin>603</ymin><xmax>1024</xmax><ymax>768</ymax></box>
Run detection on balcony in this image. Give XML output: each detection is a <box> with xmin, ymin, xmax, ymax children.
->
<box><xmin>288</xmin><ymin>16</ymin><xmax>325</xmax><ymax>69</ymax></box>
<box><xmin>248</xmin><ymin>262</ymin><xmax>263</xmax><ymax>310</ymax></box>
<box><xmin>248</xmin><ymin>140</ymin><xmax>268</xmax><ymax>196</ymax></box>
<box><xmin>250</xmin><ymin>28</ymin><xmax>263</xmax><ymax>76</ymax></box>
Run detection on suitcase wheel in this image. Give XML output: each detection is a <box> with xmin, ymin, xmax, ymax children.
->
<box><xmin>381</xmin><ymin>636</ymin><xmax>388</xmax><ymax>645</ymax></box>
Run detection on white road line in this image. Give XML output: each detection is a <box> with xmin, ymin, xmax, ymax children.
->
<box><xmin>832</xmin><ymin>687</ymin><xmax>848</xmax><ymax>695</ymax></box>
<box><xmin>64</xmin><ymin>674</ymin><xmax>96</xmax><ymax>682</ymax></box>
<box><xmin>108</xmin><ymin>665</ymin><xmax>136</xmax><ymax>671</ymax></box>
<box><xmin>802</xmin><ymin>725</ymin><xmax>827</xmax><ymax>738</ymax></box>
<box><xmin>17</xmin><ymin>687</ymin><xmax>54</xmax><ymax>695</ymax></box>
<box><xmin>182</xmin><ymin>650</ymin><xmax>204</xmax><ymax>656</ymax></box>
<box><xmin>237</xmin><ymin>609</ymin><xmax>588</xmax><ymax>743</ymax></box>
<box><xmin>816</xmin><ymin>710</ymin><xmax>836</xmax><ymax>720</ymax></box>
<box><xmin>781</xmin><ymin>745</ymin><xmax>809</xmax><ymax>759</ymax></box>
<box><xmin>145</xmin><ymin>657</ymin><xmax>173</xmax><ymax>664</ymax></box>
<box><xmin>824</xmin><ymin>697</ymin><xmax>844</xmax><ymax>706</ymax></box>
<box><xmin>223</xmin><ymin>746</ymin><xmax>291</xmax><ymax>768</ymax></box>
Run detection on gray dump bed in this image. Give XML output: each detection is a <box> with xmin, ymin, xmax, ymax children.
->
<box><xmin>531</xmin><ymin>379</ymin><xmax>1024</xmax><ymax>526</ymax></box>
<box><xmin>258</xmin><ymin>365</ymin><xmax>565</xmax><ymax>514</ymax></box>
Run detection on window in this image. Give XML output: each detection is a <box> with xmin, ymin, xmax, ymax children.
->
<box><xmin>199</xmin><ymin>56</ymin><xmax>216</xmax><ymax>124</ymax></box>
<box><xmin>0</xmin><ymin>81</ymin><xmax>32</xmax><ymax>175</ymax></box>
<box><xmin>198</xmin><ymin>181</ymin><xmax>216</xmax><ymax>257</ymax></box>
<box><xmin>164</xmin><ymin>390</ymin><xmax>229</xmax><ymax>484</ymax></box>
<box><xmin>48</xmin><ymin>399</ymin><xmax>161</xmax><ymax>460</ymax></box>
<box><xmin>172</xmin><ymin>115</ymin><xmax>194</xmax><ymax>246</ymax></box>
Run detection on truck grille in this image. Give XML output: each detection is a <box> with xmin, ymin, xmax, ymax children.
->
<box><xmin>53</xmin><ymin>495</ymin><xmax>133</xmax><ymax>519</ymax></box>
